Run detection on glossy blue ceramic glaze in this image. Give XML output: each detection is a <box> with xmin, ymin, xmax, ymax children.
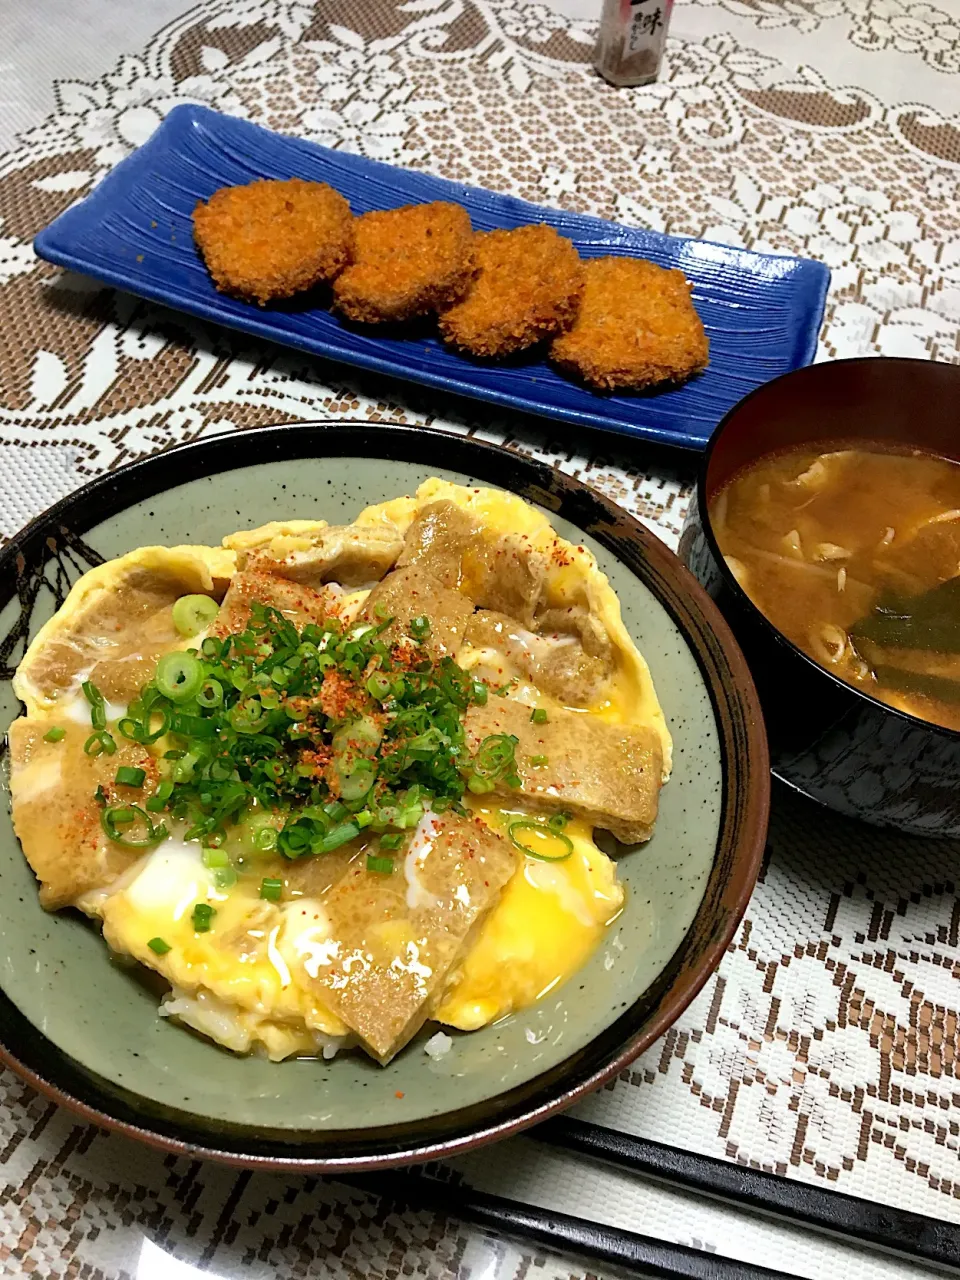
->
<box><xmin>34</xmin><ymin>104</ymin><xmax>830</xmax><ymax>451</ymax></box>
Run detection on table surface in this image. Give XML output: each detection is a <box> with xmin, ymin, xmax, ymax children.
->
<box><xmin>1</xmin><ymin>1</ymin><xmax>959</xmax><ymax>1277</ymax></box>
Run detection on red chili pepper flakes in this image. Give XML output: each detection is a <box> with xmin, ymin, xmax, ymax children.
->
<box><xmin>319</xmin><ymin>669</ymin><xmax>360</xmax><ymax>721</ymax></box>
<box><xmin>395</xmin><ymin>1091</ymin><xmax>405</xmax><ymax>1099</ymax></box>
<box><xmin>299</xmin><ymin>745</ymin><xmax>333</xmax><ymax>775</ymax></box>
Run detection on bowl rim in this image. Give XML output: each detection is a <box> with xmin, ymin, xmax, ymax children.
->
<box><xmin>696</xmin><ymin>355</ymin><xmax>960</xmax><ymax>745</ymax></box>
<box><xmin>0</xmin><ymin>421</ymin><xmax>770</xmax><ymax>1171</ymax></box>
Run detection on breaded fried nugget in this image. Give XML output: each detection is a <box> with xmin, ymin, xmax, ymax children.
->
<box><xmin>549</xmin><ymin>257</ymin><xmax>709</xmax><ymax>391</ymax></box>
<box><xmin>439</xmin><ymin>224</ymin><xmax>583</xmax><ymax>358</ymax></box>
<box><xmin>193</xmin><ymin>178</ymin><xmax>353</xmax><ymax>306</ymax></box>
<box><xmin>332</xmin><ymin>202</ymin><xmax>475</xmax><ymax>324</ymax></box>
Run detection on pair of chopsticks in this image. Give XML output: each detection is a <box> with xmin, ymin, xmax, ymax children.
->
<box><xmin>537</xmin><ymin>1118</ymin><xmax>960</xmax><ymax>1273</ymax></box>
<box><xmin>343</xmin><ymin>1168</ymin><xmax>798</xmax><ymax>1280</ymax></box>
<box><xmin>346</xmin><ymin>1117</ymin><xmax>960</xmax><ymax>1279</ymax></box>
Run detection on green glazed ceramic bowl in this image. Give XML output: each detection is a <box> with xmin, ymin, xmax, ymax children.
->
<box><xmin>0</xmin><ymin>424</ymin><xmax>768</xmax><ymax>1171</ymax></box>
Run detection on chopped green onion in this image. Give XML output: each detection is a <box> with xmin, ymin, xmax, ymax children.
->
<box><xmin>82</xmin><ymin>681</ymin><xmax>106</xmax><ymax>729</ymax></box>
<box><xmin>530</xmin><ymin>707</ymin><xmax>548</xmax><ymax>724</ymax></box>
<box><xmin>86</xmin><ymin>594</ymin><xmax>532</xmax><ymax>864</ymax></box>
<box><xmin>43</xmin><ymin>727</ymin><xmax>65</xmax><ymax>743</ymax></box>
<box><xmin>156</xmin><ymin>651</ymin><xmax>204</xmax><ymax>703</ymax></box>
<box><xmin>170</xmin><ymin>712</ymin><xmax>216</xmax><ymax>739</ymax></box>
<box><xmin>115</xmin><ymin>766</ymin><xmax>146</xmax><ymax>788</ymax></box>
<box><xmin>548</xmin><ymin>812</ymin><xmax>570</xmax><ymax>831</ymax></box>
<box><xmin>191</xmin><ymin>902</ymin><xmax>216</xmax><ymax>932</ymax></box>
<box><xmin>81</xmin><ymin>680</ymin><xmax>103</xmax><ymax>708</ymax></box>
<box><xmin>260</xmin><ymin>877</ymin><xmax>283</xmax><ymax>902</ymax></box>
<box><xmin>214</xmin><ymin>866</ymin><xmax>237</xmax><ymax>890</ymax></box>
<box><xmin>172</xmin><ymin>594</ymin><xmax>220</xmax><ymax>638</ymax></box>
<box><xmin>337</xmin><ymin>759</ymin><xmax>375</xmax><ymax>801</ymax></box>
<box><xmin>467</xmin><ymin>775</ymin><xmax>496</xmax><ymax>794</ymax></box>
<box><xmin>508</xmin><ymin>819</ymin><xmax>574</xmax><ymax>862</ymax></box>
<box><xmin>318</xmin><ymin>821</ymin><xmax>360</xmax><ymax>853</ymax></box>
<box><xmin>147</xmin><ymin>937</ymin><xmax>171</xmax><ymax>955</ymax></box>
<box><xmin>365</xmin><ymin>672</ymin><xmax>392</xmax><ymax>701</ymax></box>
<box><xmin>120</xmin><ymin>706</ymin><xmax>172</xmax><ymax>745</ymax></box>
<box><xmin>409</xmin><ymin>615</ymin><xmax>431</xmax><ymax>641</ymax></box>
<box><xmin>278</xmin><ymin>824</ymin><xmax>312</xmax><ymax>859</ymax></box>
<box><xmin>118</xmin><ymin>717</ymin><xmax>144</xmax><ymax>743</ymax></box>
<box><xmin>173</xmin><ymin>751</ymin><xmax>200</xmax><ymax>783</ymax></box>
<box><xmin>472</xmin><ymin>733</ymin><xmax>519</xmax><ymax>778</ymax></box>
<box><xmin>530</xmin><ymin>754</ymin><xmax>549</xmax><ymax>767</ymax></box>
<box><xmin>196</xmin><ymin>679</ymin><xmax>224</xmax><ymax>709</ymax></box>
<box><xmin>94</xmin><ymin>784</ymin><xmax>107</xmax><ymax>807</ymax></box>
<box><xmin>146</xmin><ymin>780</ymin><xmax>174</xmax><ymax>812</ymax></box>
<box><xmin>366</xmin><ymin>854</ymin><xmax>394</xmax><ymax>874</ymax></box>
<box><xmin>380</xmin><ymin>832</ymin><xmax>404</xmax><ymax>851</ymax></box>
<box><xmin>101</xmin><ymin>804</ymin><xmax>167</xmax><ymax>849</ymax></box>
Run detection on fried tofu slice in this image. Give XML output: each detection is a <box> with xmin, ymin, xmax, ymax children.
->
<box><xmin>12</xmin><ymin>547</ymin><xmax>233</xmax><ymax>715</ymax></box>
<box><xmin>464</xmin><ymin>608</ymin><xmax>614</xmax><ymax>708</ymax></box>
<box><xmin>464</xmin><ymin>698</ymin><xmax>662</xmax><ymax>842</ymax></box>
<box><xmin>549</xmin><ymin>257</ymin><xmax>709</xmax><ymax>391</ymax></box>
<box><xmin>9</xmin><ymin>719</ymin><xmax>161</xmax><ymax>910</ymax></box>
<box><xmin>304</xmin><ymin>811</ymin><xmax>517</xmax><ymax>1063</ymax></box>
<box><xmin>223</xmin><ymin>519</ymin><xmax>403</xmax><ymax>587</ymax></box>
<box><xmin>396</xmin><ymin>499</ymin><xmax>480</xmax><ymax>588</ymax></box>
<box><xmin>213</xmin><ymin>567</ymin><xmax>339</xmax><ymax>635</ymax></box>
<box><xmin>439</xmin><ymin>224</ymin><xmax>584</xmax><ymax>357</ymax></box>
<box><xmin>358</xmin><ymin>564</ymin><xmax>474</xmax><ymax>658</ymax></box>
<box><xmin>332</xmin><ymin>201</ymin><xmax>475</xmax><ymax>324</ymax></box>
<box><xmin>397</xmin><ymin>500</ymin><xmax>546</xmax><ymax>628</ymax></box>
<box><xmin>252</xmin><ymin>527</ymin><xmax>403</xmax><ymax>587</ymax></box>
<box><xmin>10</xmin><ymin>547</ymin><xmax>235</xmax><ymax>911</ymax></box>
<box><xmin>193</xmin><ymin>179</ymin><xmax>354</xmax><ymax>306</ymax></box>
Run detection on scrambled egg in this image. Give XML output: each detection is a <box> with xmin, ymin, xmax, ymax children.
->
<box><xmin>98</xmin><ymin>834</ymin><xmax>348</xmax><ymax>1060</ymax></box>
<box><xmin>437</xmin><ymin>807</ymin><xmax>623</xmax><ymax>1029</ymax></box>
<box><xmin>10</xmin><ymin>480</ymin><xmax>669</xmax><ymax>1061</ymax></box>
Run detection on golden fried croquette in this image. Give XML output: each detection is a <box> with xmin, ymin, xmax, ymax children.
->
<box><xmin>549</xmin><ymin>257</ymin><xmax>709</xmax><ymax>391</ymax></box>
<box><xmin>332</xmin><ymin>202</ymin><xmax>475</xmax><ymax>324</ymax></box>
<box><xmin>438</xmin><ymin>224</ymin><xmax>584</xmax><ymax>358</ymax></box>
<box><xmin>193</xmin><ymin>179</ymin><xmax>354</xmax><ymax>306</ymax></box>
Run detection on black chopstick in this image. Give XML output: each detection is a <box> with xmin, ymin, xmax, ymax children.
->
<box><xmin>341</xmin><ymin>1171</ymin><xmax>803</xmax><ymax>1280</ymax></box>
<box><xmin>536</xmin><ymin>1117</ymin><xmax>960</xmax><ymax>1275</ymax></box>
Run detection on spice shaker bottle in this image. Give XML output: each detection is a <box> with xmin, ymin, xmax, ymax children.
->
<box><xmin>594</xmin><ymin>0</ymin><xmax>673</xmax><ymax>87</ymax></box>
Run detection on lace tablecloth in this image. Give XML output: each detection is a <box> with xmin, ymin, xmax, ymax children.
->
<box><xmin>0</xmin><ymin>1</ymin><xmax>958</xmax><ymax>1276</ymax></box>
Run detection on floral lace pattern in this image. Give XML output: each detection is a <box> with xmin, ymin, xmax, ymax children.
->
<box><xmin>0</xmin><ymin>1</ymin><xmax>958</xmax><ymax>1276</ymax></box>
<box><xmin>689</xmin><ymin>0</ymin><xmax>960</xmax><ymax>74</ymax></box>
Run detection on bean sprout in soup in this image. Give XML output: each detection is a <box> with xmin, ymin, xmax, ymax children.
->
<box><xmin>710</xmin><ymin>445</ymin><xmax>960</xmax><ymax>732</ymax></box>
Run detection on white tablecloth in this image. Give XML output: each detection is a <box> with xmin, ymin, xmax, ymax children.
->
<box><xmin>0</xmin><ymin>1</ymin><xmax>958</xmax><ymax>1277</ymax></box>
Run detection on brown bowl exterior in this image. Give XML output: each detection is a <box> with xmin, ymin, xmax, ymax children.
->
<box><xmin>679</xmin><ymin>356</ymin><xmax>960</xmax><ymax>838</ymax></box>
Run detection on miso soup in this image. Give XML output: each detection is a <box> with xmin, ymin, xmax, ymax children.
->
<box><xmin>710</xmin><ymin>445</ymin><xmax>960</xmax><ymax>731</ymax></box>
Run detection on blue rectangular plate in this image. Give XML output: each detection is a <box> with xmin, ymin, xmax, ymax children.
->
<box><xmin>34</xmin><ymin>104</ymin><xmax>829</xmax><ymax>452</ymax></box>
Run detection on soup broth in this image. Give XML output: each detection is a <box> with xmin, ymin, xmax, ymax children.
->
<box><xmin>711</xmin><ymin>444</ymin><xmax>960</xmax><ymax>731</ymax></box>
